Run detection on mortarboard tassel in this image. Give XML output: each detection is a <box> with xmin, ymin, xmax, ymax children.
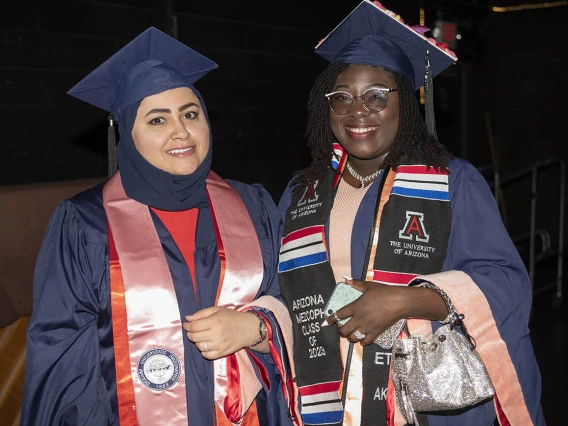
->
<box><xmin>424</xmin><ymin>49</ymin><xmax>438</xmax><ymax>139</ymax></box>
<box><xmin>107</xmin><ymin>114</ymin><xmax>118</xmax><ymax>178</ymax></box>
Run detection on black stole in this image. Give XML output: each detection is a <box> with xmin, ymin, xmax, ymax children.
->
<box><xmin>278</xmin><ymin>149</ymin><xmax>452</xmax><ymax>426</ymax></box>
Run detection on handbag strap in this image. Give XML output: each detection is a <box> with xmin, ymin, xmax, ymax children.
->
<box><xmin>408</xmin><ymin>279</ymin><xmax>476</xmax><ymax>348</ymax></box>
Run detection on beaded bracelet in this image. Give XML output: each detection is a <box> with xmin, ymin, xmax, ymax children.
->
<box><xmin>248</xmin><ymin>310</ymin><xmax>268</xmax><ymax>348</ymax></box>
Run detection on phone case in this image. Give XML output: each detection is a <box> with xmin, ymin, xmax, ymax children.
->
<box><xmin>323</xmin><ymin>282</ymin><xmax>363</xmax><ymax>327</ymax></box>
<box><xmin>323</xmin><ymin>282</ymin><xmax>406</xmax><ymax>350</ymax></box>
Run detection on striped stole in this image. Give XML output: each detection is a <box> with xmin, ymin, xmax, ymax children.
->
<box><xmin>278</xmin><ymin>145</ymin><xmax>452</xmax><ymax>426</ymax></box>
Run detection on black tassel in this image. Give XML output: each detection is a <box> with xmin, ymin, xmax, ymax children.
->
<box><xmin>107</xmin><ymin>114</ymin><xmax>117</xmax><ymax>178</ymax></box>
<box><xmin>424</xmin><ymin>50</ymin><xmax>438</xmax><ymax>140</ymax></box>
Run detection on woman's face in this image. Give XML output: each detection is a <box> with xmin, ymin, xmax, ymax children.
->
<box><xmin>329</xmin><ymin>64</ymin><xmax>399</xmax><ymax>166</ymax></box>
<box><xmin>132</xmin><ymin>87</ymin><xmax>210</xmax><ymax>176</ymax></box>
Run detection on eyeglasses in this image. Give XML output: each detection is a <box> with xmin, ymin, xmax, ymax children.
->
<box><xmin>324</xmin><ymin>87</ymin><xmax>398</xmax><ymax>115</ymax></box>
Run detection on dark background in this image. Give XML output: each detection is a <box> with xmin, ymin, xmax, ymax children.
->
<box><xmin>2</xmin><ymin>1</ymin><xmax>566</xmax><ymax>242</ymax></box>
<box><xmin>1</xmin><ymin>0</ymin><xmax>567</xmax><ymax>424</ymax></box>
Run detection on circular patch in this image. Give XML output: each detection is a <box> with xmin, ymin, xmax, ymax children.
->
<box><xmin>137</xmin><ymin>348</ymin><xmax>181</xmax><ymax>390</ymax></box>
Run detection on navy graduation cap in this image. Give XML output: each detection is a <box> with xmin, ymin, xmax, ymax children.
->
<box><xmin>67</xmin><ymin>27</ymin><xmax>218</xmax><ymax>123</ymax></box>
<box><xmin>314</xmin><ymin>0</ymin><xmax>457</xmax><ymax>90</ymax></box>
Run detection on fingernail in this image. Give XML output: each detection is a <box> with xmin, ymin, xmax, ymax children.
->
<box><xmin>343</xmin><ymin>276</ymin><xmax>353</xmax><ymax>281</ymax></box>
<box><xmin>321</xmin><ymin>319</ymin><xmax>330</xmax><ymax>327</ymax></box>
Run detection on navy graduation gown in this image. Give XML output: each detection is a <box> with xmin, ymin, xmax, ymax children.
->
<box><xmin>21</xmin><ymin>179</ymin><xmax>293</xmax><ymax>426</ymax></box>
<box><xmin>278</xmin><ymin>156</ymin><xmax>545</xmax><ymax>425</ymax></box>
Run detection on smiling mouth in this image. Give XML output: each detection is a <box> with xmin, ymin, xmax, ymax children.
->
<box><xmin>167</xmin><ymin>147</ymin><xmax>193</xmax><ymax>154</ymax></box>
<box><xmin>346</xmin><ymin>126</ymin><xmax>378</xmax><ymax>133</ymax></box>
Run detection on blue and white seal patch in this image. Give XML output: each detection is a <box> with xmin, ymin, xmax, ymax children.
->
<box><xmin>137</xmin><ymin>348</ymin><xmax>181</xmax><ymax>390</ymax></box>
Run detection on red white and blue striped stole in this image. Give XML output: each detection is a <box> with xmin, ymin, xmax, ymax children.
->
<box><xmin>278</xmin><ymin>145</ymin><xmax>452</xmax><ymax>426</ymax></box>
<box><xmin>362</xmin><ymin>162</ymin><xmax>451</xmax><ymax>426</ymax></box>
<box><xmin>390</xmin><ymin>164</ymin><xmax>450</xmax><ymax>201</ymax></box>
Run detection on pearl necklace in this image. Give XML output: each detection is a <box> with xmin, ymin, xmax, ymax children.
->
<box><xmin>346</xmin><ymin>161</ymin><xmax>382</xmax><ymax>189</ymax></box>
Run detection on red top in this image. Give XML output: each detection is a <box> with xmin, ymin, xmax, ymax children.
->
<box><xmin>151</xmin><ymin>208</ymin><xmax>199</xmax><ymax>293</ymax></box>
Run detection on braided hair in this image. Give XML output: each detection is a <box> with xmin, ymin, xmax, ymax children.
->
<box><xmin>291</xmin><ymin>62</ymin><xmax>453</xmax><ymax>193</ymax></box>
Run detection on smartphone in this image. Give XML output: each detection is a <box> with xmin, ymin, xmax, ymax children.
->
<box><xmin>323</xmin><ymin>281</ymin><xmax>405</xmax><ymax>350</ymax></box>
<box><xmin>323</xmin><ymin>282</ymin><xmax>364</xmax><ymax>326</ymax></box>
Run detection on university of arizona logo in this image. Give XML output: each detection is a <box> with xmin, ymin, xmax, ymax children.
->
<box><xmin>298</xmin><ymin>180</ymin><xmax>319</xmax><ymax>206</ymax></box>
<box><xmin>399</xmin><ymin>211</ymin><xmax>430</xmax><ymax>243</ymax></box>
<box><xmin>137</xmin><ymin>348</ymin><xmax>181</xmax><ymax>390</ymax></box>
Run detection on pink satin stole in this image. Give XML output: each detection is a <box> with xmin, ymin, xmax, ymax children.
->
<box><xmin>103</xmin><ymin>171</ymin><xmax>263</xmax><ymax>425</ymax></box>
<box><xmin>205</xmin><ymin>171</ymin><xmax>265</xmax><ymax>422</ymax></box>
<box><xmin>405</xmin><ymin>271</ymin><xmax>534</xmax><ymax>426</ymax></box>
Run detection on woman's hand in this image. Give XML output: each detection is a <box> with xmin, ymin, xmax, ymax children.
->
<box><xmin>323</xmin><ymin>278</ymin><xmax>447</xmax><ymax>346</ymax></box>
<box><xmin>324</xmin><ymin>278</ymin><xmax>407</xmax><ymax>346</ymax></box>
<box><xmin>183</xmin><ymin>307</ymin><xmax>262</xmax><ymax>359</ymax></box>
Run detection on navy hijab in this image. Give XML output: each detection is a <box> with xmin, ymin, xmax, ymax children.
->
<box><xmin>66</xmin><ymin>27</ymin><xmax>218</xmax><ymax>211</ymax></box>
<box><xmin>113</xmin><ymin>60</ymin><xmax>212</xmax><ymax>211</ymax></box>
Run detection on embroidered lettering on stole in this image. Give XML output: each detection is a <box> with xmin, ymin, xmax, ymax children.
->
<box><xmin>279</xmin><ymin>143</ymin><xmax>451</xmax><ymax>426</ymax></box>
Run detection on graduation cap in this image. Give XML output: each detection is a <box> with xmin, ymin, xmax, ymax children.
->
<box><xmin>314</xmin><ymin>0</ymin><xmax>457</xmax><ymax>91</ymax></box>
<box><xmin>67</xmin><ymin>27</ymin><xmax>218</xmax><ymax>176</ymax></box>
<box><xmin>68</xmin><ymin>26</ymin><xmax>218</xmax><ymax>120</ymax></box>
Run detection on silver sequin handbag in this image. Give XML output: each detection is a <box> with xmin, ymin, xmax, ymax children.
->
<box><xmin>391</xmin><ymin>282</ymin><xmax>495</xmax><ymax>425</ymax></box>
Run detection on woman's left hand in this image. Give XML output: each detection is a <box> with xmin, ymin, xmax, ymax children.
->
<box><xmin>183</xmin><ymin>307</ymin><xmax>260</xmax><ymax>359</ymax></box>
